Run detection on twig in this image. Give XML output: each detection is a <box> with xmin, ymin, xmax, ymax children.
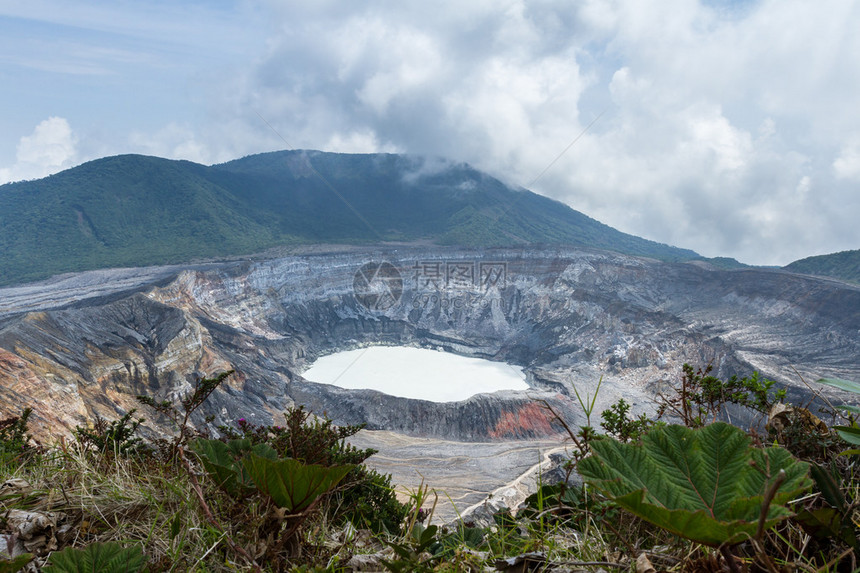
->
<box><xmin>536</xmin><ymin>398</ymin><xmax>585</xmax><ymax>452</ymax></box>
<box><xmin>598</xmin><ymin>515</ymin><xmax>639</xmax><ymax>557</ymax></box>
<box><xmin>178</xmin><ymin>447</ymin><xmax>262</xmax><ymax>572</ymax></box>
<box><xmin>756</xmin><ymin>469</ymin><xmax>786</xmax><ymax>541</ymax></box>
<box><xmin>815</xmin><ymin>546</ymin><xmax>855</xmax><ymax>573</ymax></box>
<box><xmin>719</xmin><ymin>545</ymin><xmax>742</xmax><ymax>573</ymax></box>
<box><xmin>554</xmin><ymin>560</ymin><xmax>626</xmax><ymax>569</ymax></box>
<box><xmin>643</xmin><ymin>551</ymin><xmax>682</xmax><ymax>565</ymax></box>
<box><xmin>791</xmin><ymin>365</ymin><xmax>840</xmax><ymax>415</ymax></box>
<box><xmin>271</xmin><ymin>504</ymin><xmax>315</xmax><ymax>558</ymax></box>
<box><xmin>752</xmin><ymin>469</ymin><xmax>787</xmax><ymax>573</ymax></box>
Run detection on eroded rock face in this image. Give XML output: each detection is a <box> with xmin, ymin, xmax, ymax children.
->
<box><xmin>1</xmin><ymin>246</ymin><xmax>858</xmax><ymax>441</ymax></box>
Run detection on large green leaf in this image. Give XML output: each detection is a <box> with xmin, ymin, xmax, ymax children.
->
<box><xmin>0</xmin><ymin>554</ymin><xmax>34</xmax><ymax>573</ymax></box>
<box><xmin>816</xmin><ymin>378</ymin><xmax>860</xmax><ymax>422</ymax></box>
<box><xmin>817</xmin><ymin>377</ymin><xmax>860</xmax><ymax>395</ymax></box>
<box><xmin>833</xmin><ymin>425</ymin><xmax>860</xmax><ymax>446</ymax></box>
<box><xmin>242</xmin><ymin>453</ymin><xmax>354</xmax><ymax>512</ymax></box>
<box><xmin>814</xmin><ymin>378</ymin><xmax>860</xmax><ymax>450</ymax></box>
<box><xmin>189</xmin><ymin>438</ymin><xmax>243</xmax><ymax>494</ymax></box>
<box><xmin>188</xmin><ymin>438</ymin><xmax>277</xmax><ymax>495</ymax></box>
<box><xmin>42</xmin><ymin>542</ymin><xmax>147</xmax><ymax>573</ymax></box>
<box><xmin>809</xmin><ymin>464</ymin><xmax>847</xmax><ymax>510</ymax></box>
<box><xmin>578</xmin><ymin>422</ymin><xmax>812</xmax><ymax>546</ymax></box>
<box><xmin>797</xmin><ymin>464</ymin><xmax>860</xmax><ymax>549</ymax></box>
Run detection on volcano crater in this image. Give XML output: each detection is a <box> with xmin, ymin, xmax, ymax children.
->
<box><xmin>2</xmin><ymin>246</ymin><xmax>859</xmax><ymax>445</ymax></box>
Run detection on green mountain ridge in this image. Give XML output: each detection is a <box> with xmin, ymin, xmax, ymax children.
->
<box><xmin>1</xmin><ymin>150</ymin><xmax>704</xmax><ymax>287</ymax></box>
<box><xmin>784</xmin><ymin>249</ymin><xmax>860</xmax><ymax>285</ymax></box>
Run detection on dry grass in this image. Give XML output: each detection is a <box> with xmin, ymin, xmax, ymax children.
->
<box><xmin>2</xmin><ymin>416</ymin><xmax>857</xmax><ymax>572</ymax></box>
<box><xmin>2</xmin><ymin>443</ymin><xmax>244</xmax><ymax>572</ymax></box>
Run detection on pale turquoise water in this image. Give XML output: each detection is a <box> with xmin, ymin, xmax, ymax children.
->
<box><xmin>303</xmin><ymin>346</ymin><xmax>528</xmax><ymax>402</ymax></box>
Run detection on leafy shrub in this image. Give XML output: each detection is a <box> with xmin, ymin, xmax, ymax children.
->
<box><xmin>137</xmin><ymin>370</ymin><xmax>233</xmax><ymax>459</ymax></box>
<box><xmin>187</xmin><ymin>437</ymin><xmax>277</xmax><ymax>496</ymax></box>
<box><xmin>599</xmin><ymin>398</ymin><xmax>656</xmax><ymax>442</ymax></box>
<box><xmin>220</xmin><ymin>406</ymin><xmax>373</xmax><ymax>466</ymax></box>
<box><xmin>189</xmin><ymin>435</ymin><xmax>354</xmax><ymax>563</ymax></box>
<box><xmin>0</xmin><ymin>408</ymin><xmax>37</xmax><ymax>469</ymax></box>
<box><xmin>767</xmin><ymin>403</ymin><xmax>844</xmax><ymax>463</ymax></box>
<box><xmin>656</xmin><ymin>363</ymin><xmax>786</xmax><ymax>428</ymax></box>
<box><xmin>333</xmin><ymin>465</ymin><xmax>409</xmax><ymax>533</ymax></box>
<box><xmin>190</xmin><ymin>435</ymin><xmax>353</xmax><ymax>512</ymax></box>
<box><xmin>219</xmin><ymin>407</ymin><xmax>409</xmax><ymax>533</ymax></box>
<box><xmin>74</xmin><ymin>409</ymin><xmax>145</xmax><ymax>458</ymax></box>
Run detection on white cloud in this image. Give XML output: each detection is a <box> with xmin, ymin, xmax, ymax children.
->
<box><xmin>834</xmin><ymin>137</ymin><xmax>860</xmax><ymax>181</ymax></box>
<box><xmin>4</xmin><ymin>1</ymin><xmax>859</xmax><ymax>265</ymax></box>
<box><xmin>350</xmin><ymin>20</ymin><xmax>443</xmax><ymax>116</ymax></box>
<box><xmin>682</xmin><ymin>104</ymin><xmax>753</xmax><ymax>173</ymax></box>
<box><xmin>0</xmin><ymin>117</ymin><xmax>78</xmax><ymax>184</ymax></box>
<box><xmin>324</xmin><ymin>130</ymin><xmax>399</xmax><ymax>154</ymax></box>
<box><xmin>213</xmin><ymin>1</ymin><xmax>860</xmax><ymax>264</ymax></box>
<box><xmin>127</xmin><ymin>123</ymin><xmax>212</xmax><ymax>164</ymax></box>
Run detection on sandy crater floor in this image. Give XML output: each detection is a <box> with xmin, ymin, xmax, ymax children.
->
<box><xmin>347</xmin><ymin>429</ymin><xmax>570</xmax><ymax>523</ymax></box>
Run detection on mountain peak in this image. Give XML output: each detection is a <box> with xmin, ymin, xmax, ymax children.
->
<box><xmin>0</xmin><ymin>150</ymin><xmax>700</xmax><ymax>287</ymax></box>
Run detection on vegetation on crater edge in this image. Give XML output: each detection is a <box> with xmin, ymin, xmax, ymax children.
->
<box><xmin>784</xmin><ymin>249</ymin><xmax>860</xmax><ymax>285</ymax></box>
<box><xmin>1</xmin><ymin>366</ymin><xmax>858</xmax><ymax>572</ymax></box>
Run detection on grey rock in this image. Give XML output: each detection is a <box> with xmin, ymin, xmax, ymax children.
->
<box><xmin>0</xmin><ymin>246</ymin><xmax>858</xmax><ymax>441</ymax></box>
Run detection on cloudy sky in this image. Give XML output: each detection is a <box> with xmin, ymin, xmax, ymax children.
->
<box><xmin>1</xmin><ymin>0</ymin><xmax>858</xmax><ymax>266</ymax></box>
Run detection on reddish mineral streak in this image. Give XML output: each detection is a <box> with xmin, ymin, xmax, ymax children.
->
<box><xmin>488</xmin><ymin>402</ymin><xmax>557</xmax><ymax>439</ymax></box>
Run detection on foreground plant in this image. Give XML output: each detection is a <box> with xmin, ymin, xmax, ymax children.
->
<box><xmin>793</xmin><ymin>462</ymin><xmax>860</xmax><ymax>553</ymax></box>
<box><xmin>816</xmin><ymin>376</ymin><xmax>860</xmax><ymax>448</ymax></box>
<box><xmin>74</xmin><ymin>409</ymin><xmax>145</xmax><ymax>459</ymax></box>
<box><xmin>381</xmin><ymin>523</ymin><xmax>450</xmax><ymax>573</ymax></box>
<box><xmin>0</xmin><ymin>554</ymin><xmax>34</xmax><ymax>573</ymax></box>
<box><xmin>187</xmin><ymin>434</ymin><xmax>356</xmax><ymax>564</ymax></box>
<box><xmin>42</xmin><ymin>542</ymin><xmax>147</xmax><ymax>573</ymax></box>
<box><xmin>578</xmin><ymin>422</ymin><xmax>812</xmax><ymax>569</ymax></box>
<box><xmin>137</xmin><ymin>370</ymin><xmax>234</xmax><ymax>458</ymax></box>
<box><xmin>0</xmin><ymin>408</ymin><xmax>38</xmax><ymax>470</ymax></box>
<box><xmin>221</xmin><ymin>407</ymin><xmax>409</xmax><ymax>534</ymax></box>
<box><xmin>656</xmin><ymin>363</ymin><xmax>786</xmax><ymax>428</ymax></box>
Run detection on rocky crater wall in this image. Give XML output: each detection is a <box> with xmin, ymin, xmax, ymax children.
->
<box><xmin>1</xmin><ymin>246</ymin><xmax>859</xmax><ymax>441</ymax></box>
